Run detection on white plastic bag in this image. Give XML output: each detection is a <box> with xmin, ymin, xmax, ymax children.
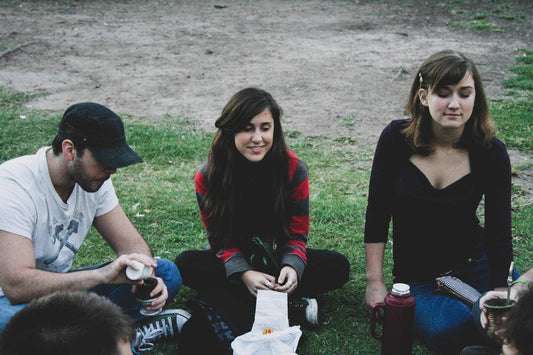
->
<box><xmin>231</xmin><ymin>290</ymin><xmax>302</xmax><ymax>355</ymax></box>
<box><xmin>231</xmin><ymin>325</ymin><xmax>302</xmax><ymax>355</ymax></box>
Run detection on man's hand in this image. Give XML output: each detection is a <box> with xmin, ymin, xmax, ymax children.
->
<box><xmin>103</xmin><ymin>254</ymin><xmax>169</xmax><ymax>310</ymax></box>
<box><xmin>98</xmin><ymin>253</ymin><xmax>157</xmax><ymax>285</ymax></box>
<box><xmin>479</xmin><ymin>290</ymin><xmax>510</xmax><ymax>329</ymax></box>
<box><xmin>132</xmin><ymin>276</ymin><xmax>169</xmax><ymax>311</ymax></box>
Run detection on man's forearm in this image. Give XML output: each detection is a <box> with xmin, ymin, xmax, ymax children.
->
<box><xmin>115</xmin><ymin>235</ymin><xmax>153</xmax><ymax>257</ymax></box>
<box><xmin>2</xmin><ymin>268</ymin><xmax>104</xmax><ymax>305</ymax></box>
<box><xmin>512</xmin><ymin>268</ymin><xmax>533</xmax><ymax>299</ymax></box>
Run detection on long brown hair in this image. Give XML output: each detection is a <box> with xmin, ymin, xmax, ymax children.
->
<box><xmin>203</xmin><ymin>88</ymin><xmax>291</xmax><ymax>246</ymax></box>
<box><xmin>403</xmin><ymin>49</ymin><xmax>494</xmax><ymax>154</ymax></box>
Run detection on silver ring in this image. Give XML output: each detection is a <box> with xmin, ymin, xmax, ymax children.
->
<box><xmin>264</xmin><ymin>281</ymin><xmax>272</xmax><ymax>288</ymax></box>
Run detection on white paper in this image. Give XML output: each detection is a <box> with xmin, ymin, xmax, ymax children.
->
<box><xmin>252</xmin><ymin>290</ymin><xmax>289</xmax><ymax>333</ymax></box>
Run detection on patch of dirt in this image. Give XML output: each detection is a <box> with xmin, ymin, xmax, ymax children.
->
<box><xmin>0</xmin><ymin>0</ymin><xmax>532</xmax><ymax>196</ymax></box>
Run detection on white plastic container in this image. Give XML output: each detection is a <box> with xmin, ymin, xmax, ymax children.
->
<box><xmin>126</xmin><ymin>260</ymin><xmax>153</xmax><ymax>280</ymax></box>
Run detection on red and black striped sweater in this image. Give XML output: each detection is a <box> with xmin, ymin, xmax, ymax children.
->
<box><xmin>194</xmin><ymin>150</ymin><xmax>309</xmax><ymax>279</ymax></box>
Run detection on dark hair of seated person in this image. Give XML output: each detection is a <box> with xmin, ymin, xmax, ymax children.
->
<box><xmin>502</xmin><ymin>288</ymin><xmax>533</xmax><ymax>355</ymax></box>
<box><xmin>0</xmin><ymin>291</ymin><xmax>135</xmax><ymax>355</ymax></box>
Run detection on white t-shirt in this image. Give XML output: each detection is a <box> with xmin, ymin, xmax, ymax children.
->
<box><xmin>0</xmin><ymin>147</ymin><xmax>119</xmax><ymax>296</ymax></box>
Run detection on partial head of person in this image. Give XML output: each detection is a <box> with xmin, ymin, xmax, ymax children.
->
<box><xmin>403</xmin><ymin>49</ymin><xmax>494</xmax><ymax>153</ymax></box>
<box><xmin>500</xmin><ymin>288</ymin><xmax>533</xmax><ymax>355</ymax></box>
<box><xmin>51</xmin><ymin>102</ymin><xmax>142</xmax><ymax>192</ymax></box>
<box><xmin>0</xmin><ymin>291</ymin><xmax>135</xmax><ymax>355</ymax></box>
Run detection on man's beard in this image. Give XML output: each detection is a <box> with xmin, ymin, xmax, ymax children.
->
<box><xmin>69</xmin><ymin>158</ymin><xmax>107</xmax><ymax>193</ymax></box>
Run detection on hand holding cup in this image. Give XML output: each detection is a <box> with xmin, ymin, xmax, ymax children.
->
<box><xmin>135</xmin><ymin>277</ymin><xmax>163</xmax><ymax>316</ymax></box>
<box><xmin>483</xmin><ymin>298</ymin><xmax>516</xmax><ymax>343</ymax></box>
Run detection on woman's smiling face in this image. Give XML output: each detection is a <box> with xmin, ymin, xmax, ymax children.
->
<box><xmin>234</xmin><ymin>108</ymin><xmax>274</xmax><ymax>163</ymax></box>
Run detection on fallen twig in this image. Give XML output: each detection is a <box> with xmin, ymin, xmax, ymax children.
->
<box><xmin>0</xmin><ymin>41</ymin><xmax>41</xmax><ymax>59</ymax></box>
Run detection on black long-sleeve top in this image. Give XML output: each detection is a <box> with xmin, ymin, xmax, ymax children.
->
<box><xmin>364</xmin><ymin>120</ymin><xmax>513</xmax><ymax>288</ymax></box>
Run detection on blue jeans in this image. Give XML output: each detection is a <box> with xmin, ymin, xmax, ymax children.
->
<box><xmin>0</xmin><ymin>258</ymin><xmax>182</xmax><ymax>331</ymax></box>
<box><xmin>408</xmin><ymin>253</ymin><xmax>492</xmax><ymax>354</ymax></box>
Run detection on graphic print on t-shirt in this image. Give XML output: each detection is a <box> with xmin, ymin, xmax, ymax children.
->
<box><xmin>43</xmin><ymin>212</ymin><xmax>83</xmax><ymax>265</ymax></box>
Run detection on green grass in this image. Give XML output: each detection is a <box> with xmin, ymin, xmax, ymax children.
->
<box><xmin>489</xmin><ymin>48</ymin><xmax>533</xmax><ymax>281</ymax></box>
<box><xmin>444</xmin><ymin>0</ymin><xmax>525</xmax><ymax>31</ymax></box>
<box><xmin>491</xmin><ymin>49</ymin><xmax>533</xmax><ymax>155</ymax></box>
<box><xmin>337</xmin><ymin>116</ymin><xmax>356</xmax><ymax>128</ymax></box>
<box><xmin>491</xmin><ymin>99</ymin><xmax>532</xmax><ymax>153</ymax></box>
<box><xmin>446</xmin><ymin>20</ymin><xmax>496</xmax><ymax>31</ymax></box>
<box><xmin>504</xmin><ymin>50</ymin><xmax>533</xmax><ymax>92</ymax></box>
<box><xmin>0</xmin><ymin>52</ymin><xmax>532</xmax><ymax>355</ymax></box>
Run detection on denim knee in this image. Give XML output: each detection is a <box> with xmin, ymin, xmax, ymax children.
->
<box><xmin>155</xmin><ymin>258</ymin><xmax>182</xmax><ymax>302</ymax></box>
<box><xmin>422</xmin><ymin>307</ymin><xmax>484</xmax><ymax>353</ymax></box>
<box><xmin>0</xmin><ymin>296</ymin><xmax>27</xmax><ymax>333</ymax></box>
<box><xmin>420</xmin><ymin>313</ymin><xmax>477</xmax><ymax>353</ymax></box>
<box><xmin>411</xmin><ymin>283</ymin><xmax>483</xmax><ymax>353</ymax></box>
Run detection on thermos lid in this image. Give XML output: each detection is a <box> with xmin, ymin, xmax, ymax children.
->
<box><xmin>392</xmin><ymin>283</ymin><xmax>411</xmax><ymax>295</ymax></box>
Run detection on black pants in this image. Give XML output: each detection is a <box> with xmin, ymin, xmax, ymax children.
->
<box><xmin>175</xmin><ymin>248</ymin><xmax>349</xmax><ymax>354</ymax></box>
<box><xmin>176</xmin><ymin>248</ymin><xmax>350</xmax><ymax>296</ymax></box>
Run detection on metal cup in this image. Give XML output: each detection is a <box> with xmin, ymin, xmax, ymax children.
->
<box><xmin>484</xmin><ymin>298</ymin><xmax>516</xmax><ymax>343</ymax></box>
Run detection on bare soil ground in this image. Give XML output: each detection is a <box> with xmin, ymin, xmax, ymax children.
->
<box><xmin>0</xmin><ymin>0</ymin><xmax>532</xmax><ymax>193</ymax></box>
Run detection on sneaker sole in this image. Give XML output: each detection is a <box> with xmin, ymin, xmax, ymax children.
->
<box><xmin>303</xmin><ymin>298</ymin><xmax>319</xmax><ymax>325</ymax></box>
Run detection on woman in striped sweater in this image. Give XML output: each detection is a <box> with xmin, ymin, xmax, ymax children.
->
<box><xmin>175</xmin><ymin>87</ymin><xmax>349</xmax><ymax>354</ymax></box>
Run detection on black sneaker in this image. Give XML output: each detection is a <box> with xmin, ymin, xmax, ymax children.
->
<box><xmin>134</xmin><ymin>309</ymin><xmax>191</xmax><ymax>352</ymax></box>
<box><xmin>288</xmin><ymin>297</ymin><xmax>319</xmax><ymax>327</ymax></box>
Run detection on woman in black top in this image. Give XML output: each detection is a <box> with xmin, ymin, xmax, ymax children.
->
<box><xmin>364</xmin><ymin>50</ymin><xmax>513</xmax><ymax>353</ymax></box>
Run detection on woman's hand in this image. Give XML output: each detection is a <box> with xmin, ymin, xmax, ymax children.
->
<box><xmin>241</xmin><ymin>270</ymin><xmax>277</xmax><ymax>297</ymax></box>
<box><xmin>365</xmin><ymin>280</ymin><xmax>388</xmax><ymax>318</ymax></box>
<box><xmin>274</xmin><ymin>266</ymin><xmax>298</xmax><ymax>294</ymax></box>
<box><xmin>365</xmin><ymin>243</ymin><xmax>387</xmax><ymax>317</ymax></box>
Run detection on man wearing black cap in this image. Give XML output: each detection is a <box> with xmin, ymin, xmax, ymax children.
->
<box><xmin>0</xmin><ymin>103</ymin><xmax>190</xmax><ymax>352</ymax></box>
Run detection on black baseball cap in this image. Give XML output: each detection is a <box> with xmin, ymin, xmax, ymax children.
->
<box><xmin>58</xmin><ymin>102</ymin><xmax>143</xmax><ymax>168</ymax></box>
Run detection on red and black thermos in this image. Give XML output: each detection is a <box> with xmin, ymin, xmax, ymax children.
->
<box><xmin>370</xmin><ymin>283</ymin><xmax>416</xmax><ymax>355</ymax></box>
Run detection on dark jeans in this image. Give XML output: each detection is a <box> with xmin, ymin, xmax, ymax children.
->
<box><xmin>175</xmin><ymin>248</ymin><xmax>349</xmax><ymax>354</ymax></box>
<box><xmin>409</xmin><ymin>253</ymin><xmax>492</xmax><ymax>354</ymax></box>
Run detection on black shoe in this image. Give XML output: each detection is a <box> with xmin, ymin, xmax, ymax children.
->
<box><xmin>134</xmin><ymin>309</ymin><xmax>191</xmax><ymax>352</ymax></box>
<box><xmin>289</xmin><ymin>297</ymin><xmax>319</xmax><ymax>327</ymax></box>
